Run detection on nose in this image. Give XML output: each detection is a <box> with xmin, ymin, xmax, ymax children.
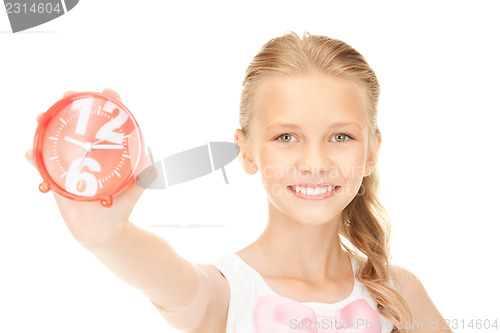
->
<box><xmin>298</xmin><ymin>143</ymin><xmax>331</xmax><ymax>176</ymax></box>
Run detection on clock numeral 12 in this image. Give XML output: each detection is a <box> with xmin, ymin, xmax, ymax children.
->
<box><xmin>96</xmin><ymin>101</ymin><xmax>129</xmax><ymax>144</ymax></box>
<box><xmin>72</xmin><ymin>98</ymin><xmax>129</xmax><ymax>144</ymax></box>
<box><xmin>66</xmin><ymin>97</ymin><xmax>131</xmax><ymax>196</ymax></box>
<box><xmin>73</xmin><ymin>98</ymin><xmax>92</xmax><ymax>136</ymax></box>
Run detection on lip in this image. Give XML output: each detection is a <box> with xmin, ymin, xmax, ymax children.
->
<box><xmin>287</xmin><ymin>185</ymin><xmax>339</xmax><ymax>200</ymax></box>
<box><xmin>290</xmin><ymin>183</ymin><xmax>335</xmax><ymax>188</ymax></box>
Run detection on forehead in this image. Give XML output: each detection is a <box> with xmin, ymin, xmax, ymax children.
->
<box><xmin>253</xmin><ymin>73</ymin><xmax>367</xmax><ymax>132</ymax></box>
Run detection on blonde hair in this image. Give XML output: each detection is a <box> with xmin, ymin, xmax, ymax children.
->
<box><xmin>238</xmin><ymin>31</ymin><xmax>412</xmax><ymax>332</ymax></box>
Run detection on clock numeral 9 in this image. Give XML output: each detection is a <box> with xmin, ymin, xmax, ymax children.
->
<box><xmin>65</xmin><ymin>157</ymin><xmax>101</xmax><ymax>196</ymax></box>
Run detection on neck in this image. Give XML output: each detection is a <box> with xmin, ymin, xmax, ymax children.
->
<box><xmin>254</xmin><ymin>199</ymin><xmax>350</xmax><ymax>283</ymax></box>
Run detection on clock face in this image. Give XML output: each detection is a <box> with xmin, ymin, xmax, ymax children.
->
<box><xmin>33</xmin><ymin>92</ymin><xmax>143</xmax><ymax>201</ymax></box>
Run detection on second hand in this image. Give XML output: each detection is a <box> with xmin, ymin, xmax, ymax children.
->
<box><xmin>77</xmin><ymin>150</ymin><xmax>90</xmax><ymax>171</ymax></box>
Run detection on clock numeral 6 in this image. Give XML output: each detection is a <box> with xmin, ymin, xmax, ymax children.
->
<box><xmin>72</xmin><ymin>98</ymin><xmax>129</xmax><ymax>144</ymax></box>
<box><xmin>65</xmin><ymin>157</ymin><xmax>101</xmax><ymax>196</ymax></box>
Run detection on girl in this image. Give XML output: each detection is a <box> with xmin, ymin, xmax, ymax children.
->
<box><xmin>26</xmin><ymin>31</ymin><xmax>450</xmax><ymax>333</ymax></box>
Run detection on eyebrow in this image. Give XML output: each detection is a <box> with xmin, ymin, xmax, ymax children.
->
<box><xmin>266</xmin><ymin>121</ymin><xmax>362</xmax><ymax>130</ymax></box>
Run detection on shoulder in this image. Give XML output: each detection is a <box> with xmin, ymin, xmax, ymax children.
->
<box><xmin>387</xmin><ymin>264</ymin><xmax>451</xmax><ymax>333</ymax></box>
<box><xmin>388</xmin><ymin>263</ymin><xmax>433</xmax><ymax>307</ymax></box>
<box><xmin>151</xmin><ymin>264</ymin><xmax>229</xmax><ymax>333</ymax></box>
<box><xmin>387</xmin><ymin>264</ymin><xmax>421</xmax><ymax>296</ymax></box>
<box><xmin>354</xmin><ymin>257</ymin><xmax>423</xmax><ymax>298</ymax></box>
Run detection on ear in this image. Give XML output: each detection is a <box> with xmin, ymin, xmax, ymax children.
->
<box><xmin>364</xmin><ymin>130</ymin><xmax>382</xmax><ymax>177</ymax></box>
<box><xmin>234</xmin><ymin>129</ymin><xmax>258</xmax><ymax>175</ymax></box>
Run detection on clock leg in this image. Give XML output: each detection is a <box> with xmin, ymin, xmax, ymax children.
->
<box><xmin>100</xmin><ymin>197</ymin><xmax>113</xmax><ymax>208</ymax></box>
<box><xmin>39</xmin><ymin>181</ymin><xmax>51</xmax><ymax>193</ymax></box>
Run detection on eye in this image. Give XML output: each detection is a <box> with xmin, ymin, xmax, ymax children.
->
<box><xmin>275</xmin><ymin>133</ymin><xmax>297</xmax><ymax>143</ymax></box>
<box><xmin>331</xmin><ymin>133</ymin><xmax>354</xmax><ymax>143</ymax></box>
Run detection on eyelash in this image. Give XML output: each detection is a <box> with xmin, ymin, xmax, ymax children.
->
<box><xmin>274</xmin><ymin>132</ymin><xmax>355</xmax><ymax>143</ymax></box>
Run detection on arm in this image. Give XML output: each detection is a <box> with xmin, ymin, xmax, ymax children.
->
<box><xmin>83</xmin><ymin>220</ymin><xmax>199</xmax><ymax>309</ymax></box>
<box><xmin>27</xmin><ymin>89</ymin><xmax>230</xmax><ymax>332</ymax></box>
<box><xmin>390</xmin><ymin>265</ymin><xmax>452</xmax><ymax>333</ymax></box>
<box><xmin>81</xmin><ymin>220</ymin><xmax>227</xmax><ymax>332</ymax></box>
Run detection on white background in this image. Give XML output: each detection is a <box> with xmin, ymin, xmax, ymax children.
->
<box><xmin>1</xmin><ymin>1</ymin><xmax>499</xmax><ymax>332</ymax></box>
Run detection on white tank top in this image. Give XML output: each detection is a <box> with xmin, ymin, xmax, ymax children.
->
<box><xmin>206</xmin><ymin>253</ymin><xmax>395</xmax><ymax>333</ymax></box>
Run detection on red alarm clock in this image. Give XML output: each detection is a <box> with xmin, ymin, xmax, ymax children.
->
<box><xmin>33</xmin><ymin>92</ymin><xmax>144</xmax><ymax>207</ymax></box>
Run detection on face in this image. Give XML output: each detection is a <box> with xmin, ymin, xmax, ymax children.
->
<box><xmin>235</xmin><ymin>72</ymin><xmax>380</xmax><ymax>226</ymax></box>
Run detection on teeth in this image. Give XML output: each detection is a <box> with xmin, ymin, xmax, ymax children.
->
<box><xmin>292</xmin><ymin>186</ymin><xmax>335</xmax><ymax>196</ymax></box>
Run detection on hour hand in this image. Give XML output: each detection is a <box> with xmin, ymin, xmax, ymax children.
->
<box><xmin>64</xmin><ymin>136</ymin><xmax>86</xmax><ymax>148</ymax></box>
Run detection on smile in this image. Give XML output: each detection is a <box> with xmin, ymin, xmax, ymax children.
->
<box><xmin>287</xmin><ymin>184</ymin><xmax>339</xmax><ymax>200</ymax></box>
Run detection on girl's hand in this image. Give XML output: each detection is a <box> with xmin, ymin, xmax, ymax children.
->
<box><xmin>25</xmin><ymin>88</ymin><xmax>156</xmax><ymax>246</ymax></box>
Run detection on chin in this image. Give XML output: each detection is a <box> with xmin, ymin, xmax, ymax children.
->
<box><xmin>293</xmin><ymin>213</ymin><xmax>337</xmax><ymax>227</ymax></box>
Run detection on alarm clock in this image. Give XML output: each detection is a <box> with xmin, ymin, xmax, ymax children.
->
<box><xmin>33</xmin><ymin>92</ymin><xmax>144</xmax><ymax>207</ymax></box>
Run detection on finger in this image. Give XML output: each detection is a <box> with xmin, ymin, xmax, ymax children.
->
<box><xmin>36</xmin><ymin>112</ymin><xmax>45</xmax><ymax>123</ymax></box>
<box><xmin>63</xmin><ymin>90</ymin><xmax>78</xmax><ymax>98</ymax></box>
<box><xmin>102</xmin><ymin>88</ymin><xmax>122</xmax><ymax>102</ymax></box>
<box><xmin>134</xmin><ymin>152</ymin><xmax>158</xmax><ymax>190</ymax></box>
<box><xmin>138</xmin><ymin>150</ymin><xmax>154</xmax><ymax>175</ymax></box>
<box><xmin>36</xmin><ymin>91</ymin><xmax>77</xmax><ymax>123</ymax></box>
<box><xmin>115</xmin><ymin>152</ymin><xmax>156</xmax><ymax>205</ymax></box>
<box><xmin>25</xmin><ymin>149</ymin><xmax>35</xmax><ymax>167</ymax></box>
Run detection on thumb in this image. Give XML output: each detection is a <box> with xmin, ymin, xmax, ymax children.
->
<box><xmin>25</xmin><ymin>149</ymin><xmax>36</xmax><ymax>169</ymax></box>
<box><xmin>134</xmin><ymin>151</ymin><xmax>158</xmax><ymax>190</ymax></box>
<box><xmin>120</xmin><ymin>152</ymin><xmax>157</xmax><ymax>203</ymax></box>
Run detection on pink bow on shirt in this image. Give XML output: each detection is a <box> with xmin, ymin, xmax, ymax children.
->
<box><xmin>253</xmin><ymin>296</ymin><xmax>382</xmax><ymax>333</ymax></box>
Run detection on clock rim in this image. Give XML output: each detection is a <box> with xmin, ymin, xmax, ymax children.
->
<box><xmin>32</xmin><ymin>91</ymin><xmax>145</xmax><ymax>202</ymax></box>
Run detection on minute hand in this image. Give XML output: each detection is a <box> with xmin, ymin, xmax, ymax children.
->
<box><xmin>92</xmin><ymin>132</ymin><xmax>123</xmax><ymax>145</ymax></box>
<box><xmin>92</xmin><ymin>144</ymin><xmax>124</xmax><ymax>149</ymax></box>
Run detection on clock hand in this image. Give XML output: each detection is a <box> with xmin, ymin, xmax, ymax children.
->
<box><xmin>75</xmin><ymin>143</ymin><xmax>122</xmax><ymax>173</ymax></box>
<box><xmin>77</xmin><ymin>150</ymin><xmax>90</xmax><ymax>171</ymax></box>
<box><xmin>60</xmin><ymin>131</ymin><xmax>123</xmax><ymax>150</ymax></box>
<box><xmin>92</xmin><ymin>144</ymin><xmax>124</xmax><ymax>149</ymax></box>
<box><xmin>91</xmin><ymin>132</ymin><xmax>123</xmax><ymax>145</ymax></box>
<box><xmin>64</xmin><ymin>136</ymin><xmax>87</xmax><ymax>148</ymax></box>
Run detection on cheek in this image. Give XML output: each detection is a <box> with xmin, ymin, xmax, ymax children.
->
<box><xmin>260</xmin><ymin>160</ymin><xmax>289</xmax><ymax>185</ymax></box>
<box><xmin>257</xmin><ymin>146</ymin><xmax>367</xmax><ymax>185</ymax></box>
<box><xmin>338</xmin><ymin>154</ymin><xmax>366</xmax><ymax>179</ymax></box>
<box><xmin>257</xmin><ymin>155</ymin><xmax>295</xmax><ymax>198</ymax></box>
<box><xmin>336</xmin><ymin>153</ymin><xmax>367</xmax><ymax>198</ymax></box>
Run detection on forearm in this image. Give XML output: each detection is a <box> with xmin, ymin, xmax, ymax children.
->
<box><xmin>80</xmin><ymin>220</ymin><xmax>199</xmax><ymax>310</ymax></box>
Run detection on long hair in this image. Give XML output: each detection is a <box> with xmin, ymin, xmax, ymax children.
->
<box><xmin>238</xmin><ymin>31</ymin><xmax>412</xmax><ymax>333</ymax></box>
